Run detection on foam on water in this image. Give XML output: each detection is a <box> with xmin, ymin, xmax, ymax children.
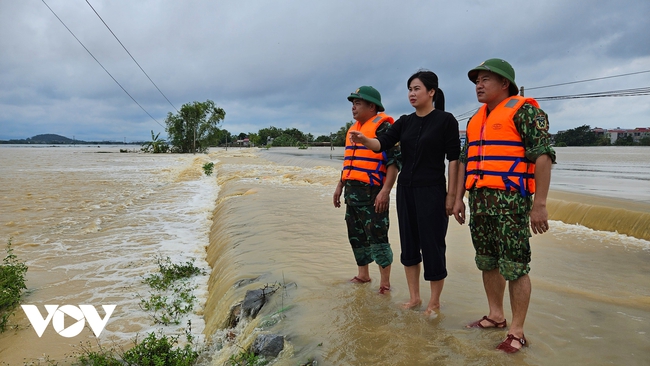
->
<box><xmin>2</xmin><ymin>145</ymin><xmax>649</xmax><ymax>364</ymax></box>
<box><xmin>549</xmin><ymin>220</ymin><xmax>650</xmax><ymax>250</ymax></box>
<box><xmin>0</xmin><ymin>147</ymin><xmax>220</xmax><ymax>361</ymax></box>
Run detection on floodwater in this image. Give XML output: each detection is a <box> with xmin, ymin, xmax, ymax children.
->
<box><xmin>0</xmin><ymin>145</ymin><xmax>648</xmax><ymax>365</ymax></box>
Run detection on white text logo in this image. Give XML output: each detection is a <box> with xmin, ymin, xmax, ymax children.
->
<box><xmin>21</xmin><ymin>305</ymin><xmax>116</xmax><ymax>337</ymax></box>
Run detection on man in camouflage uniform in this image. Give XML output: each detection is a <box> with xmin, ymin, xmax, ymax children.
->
<box><xmin>452</xmin><ymin>59</ymin><xmax>556</xmax><ymax>353</ymax></box>
<box><xmin>333</xmin><ymin>86</ymin><xmax>400</xmax><ymax>294</ymax></box>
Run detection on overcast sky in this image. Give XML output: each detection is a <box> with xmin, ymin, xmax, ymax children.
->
<box><xmin>1</xmin><ymin>0</ymin><xmax>649</xmax><ymax>142</ymax></box>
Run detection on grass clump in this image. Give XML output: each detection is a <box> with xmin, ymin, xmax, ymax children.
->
<box><xmin>76</xmin><ymin>331</ymin><xmax>198</xmax><ymax>366</ymax></box>
<box><xmin>140</xmin><ymin>256</ymin><xmax>205</xmax><ymax>326</ymax></box>
<box><xmin>0</xmin><ymin>238</ymin><xmax>28</xmax><ymax>332</ymax></box>
<box><xmin>227</xmin><ymin>349</ymin><xmax>268</xmax><ymax>366</ymax></box>
<box><xmin>143</xmin><ymin>256</ymin><xmax>205</xmax><ymax>290</ymax></box>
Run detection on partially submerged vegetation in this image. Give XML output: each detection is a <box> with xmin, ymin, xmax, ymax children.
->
<box><xmin>202</xmin><ymin>162</ymin><xmax>215</xmax><ymax>176</ymax></box>
<box><xmin>139</xmin><ymin>256</ymin><xmax>205</xmax><ymax>326</ymax></box>
<box><xmin>0</xmin><ymin>239</ymin><xmax>28</xmax><ymax>333</ymax></box>
<box><xmin>1</xmin><ymin>246</ymin><xmax>315</xmax><ymax>365</ymax></box>
<box><xmin>70</xmin><ymin>255</ymin><xmax>206</xmax><ymax>365</ymax></box>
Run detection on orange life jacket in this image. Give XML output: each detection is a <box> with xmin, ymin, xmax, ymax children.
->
<box><xmin>465</xmin><ymin>96</ymin><xmax>539</xmax><ymax>196</ymax></box>
<box><xmin>342</xmin><ymin>112</ymin><xmax>394</xmax><ymax>186</ymax></box>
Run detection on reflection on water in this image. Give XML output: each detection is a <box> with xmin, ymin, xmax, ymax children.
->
<box><xmin>0</xmin><ymin>145</ymin><xmax>648</xmax><ymax>365</ymax></box>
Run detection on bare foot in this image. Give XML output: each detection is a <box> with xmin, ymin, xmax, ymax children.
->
<box><xmin>401</xmin><ymin>299</ymin><xmax>422</xmax><ymax>310</ymax></box>
<box><xmin>349</xmin><ymin>276</ymin><xmax>371</xmax><ymax>284</ymax></box>
<box><xmin>423</xmin><ymin>306</ymin><xmax>440</xmax><ymax>317</ymax></box>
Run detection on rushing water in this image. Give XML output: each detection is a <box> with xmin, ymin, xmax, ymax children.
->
<box><xmin>0</xmin><ymin>145</ymin><xmax>648</xmax><ymax>365</ymax></box>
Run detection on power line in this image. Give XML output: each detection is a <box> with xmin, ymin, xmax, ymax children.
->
<box><xmin>536</xmin><ymin>86</ymin><xmax>650</xmax><ymax>101</ymax></box>
<box><xmin>453</xmin><ymin>86</ymin><xmax>650</xmax><ymax>122</ymax></box>
<box><xmin>84</xmin><ymin>0</ymin><xmax>179</xmax><ymax>113</ymax></box>
<box><xmin>526</xmin><ymin>70</ymin><xmax>650</xmax><ymax>90</ymax></box>
<box><xmin>40</xmin><ymin>0</ymin><xmax>164</xmax><ymax>129</ymax></box>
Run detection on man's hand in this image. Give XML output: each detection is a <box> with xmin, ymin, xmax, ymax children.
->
<box><xmin>445</xmin><ymin>194</ymin><xmax>455</xmax><ymax>216</ymax></box>
<box><xmin>530</xmin><ymin>204</ymin><xmax>549</xmax><ymax>234</ymax></box>
<box><xmin>348</xmin><ymin>131</ymin><xmax>366</xmax><ymax>144</ymax></box>
<box><xmin>333</xmin><ymin>182</ymin><xmax>343</xmax><ymax>208</ymax></box>
<box><xmin>452</xmin><ymin>199</ymin><xmax>466</xmax><ymax>225</ymax></box>
<box><xmin>374</xmin><ymin>189</ymin><xmax>390</xmax><ymax>213</ymax></box>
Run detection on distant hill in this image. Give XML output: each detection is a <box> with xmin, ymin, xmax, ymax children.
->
<box><xmin>28</xmin><ymin>134</ymin><xmax>84</xmax><ymax>144</ymax></box>
<box><xmin>0</xmin><ymin>134</ymin><xmax>142</xmax><ymax>145</ymax></box>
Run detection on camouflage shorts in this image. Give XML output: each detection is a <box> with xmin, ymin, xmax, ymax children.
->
<box><xmin>469</xmin><ymin>214</ymin><xmax>531</xmax><ymax>281</ymax></box>
<box><xmin>345</xmin><ymin>204</ymin><xmax>393</xmax><ymax>268</ymax></box>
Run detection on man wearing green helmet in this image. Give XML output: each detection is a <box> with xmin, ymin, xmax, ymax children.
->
<box><xmin>333</xmin><ymin>86</ymin><xmax>400</xmax><ymax>294</ymax></box>
<box><xmin>452</xmin><ymin>59</ymin><xmax>556</xmax><ymax>353</ymax></box>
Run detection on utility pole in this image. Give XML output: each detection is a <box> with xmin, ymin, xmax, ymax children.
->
<box><xmin>330</xmin><ymin>132</ymin><xmax>333</xmax><ymax>150</ymax></box>
<box><xmin>520</xmin><ymin>86</ymin><xmax>524</xmax><ymax>96</ymax></box>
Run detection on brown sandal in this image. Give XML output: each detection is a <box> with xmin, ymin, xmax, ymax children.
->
<box><xmin>496</xmin><ymin>334</ymin><xmax>528</xmax><ymax>353</ymax></box>
<box><xmin>466</xmin><ymin>315</ymin><xmax>507</xmax><ymax>329</ymax></box>
<box><xmin>378</xmin><ymin>286</ymin><xmax>390</xmax><ymax>294</ymax></box>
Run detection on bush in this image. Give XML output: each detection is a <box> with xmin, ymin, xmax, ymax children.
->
<box><xmin>202</xmin><ymin>162</ymin><xmax>214</xmax><ymax>176</ymax></box>
<box><xmin>122</xmin><ymin>332</ymin><xmax>198</xmax><ymax>366</ymax></box>
<box><xmin>0</xmin><ymin>239</ymin><xmax>28</xmax><ymax>332</ymax></box>
<box><xmin>76</xmin><ymin>331</ymin><xmax>198</xmax><ymax>366</ymax></box>
<box><xmin>227</xmin><ymin>350</ymin><xmax>268</xmax><ymax>366</ymax></box>
<box><xmin>140</xmin><ymin>256</ymin><xmax>205</xmax><ymax>325</ymax></box>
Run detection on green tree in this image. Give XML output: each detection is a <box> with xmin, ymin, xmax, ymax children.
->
<box><xmin>333</xmin><ymin>121</ymin><xmax>354</xmax><ymax>146</ymax></box>
<box><xmin>639</xmin><ymin>136</ymin><xmax>650</xmax><ymax>146</ymax></box>
<box><xmin>217</xmin><ymin>129</ymin><xmax>230</xmax><ymax>145</ymax></box>
<box><xmin>553</xmin><ymin>125</ymin><xmax>598</xmax><ymax>146</ymax></box>
<box><xmin>258</xmin><ymin>126</ymin><xmax>284</xmax><ymax>146</ymax></box>
<box><xmin>596</xmin><ymin>136</ymin><xmax>611</xmax><ymax>146</ymax></box>
<box><xmin>272</xmin><ymin>134</ymin><xmax>298</xmax><ymax>146</ymax></box>
<box><xmin>315</xmin><ymin>135</ymin><xmax>331</xmax><ymax>142</ymax></box>
<box><xmin>165</xmin><ymin>100</ymin><xmax>226</xmax><ymax>153</ymax></box>
<box><xmin>283</xmin><ymin>128</ymin><xmax>306</xmax><ymax>143</ymax></box>
<box><xmin>248</xmin><ymin>133</ymin><xmax>261</xmax><ymax>147</ymax></box>
<box><xmin>141</xmin><ymin>130</ymin><xmax>169</xmax><ymax>153</ymax></box>
<box><xmin>614</xmin><ymin>135</ymin><xmax>634</xmax><ymax>146</ymax></box>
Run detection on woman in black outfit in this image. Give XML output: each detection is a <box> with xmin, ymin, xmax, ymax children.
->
<box><xmin>349</xmin><ymin>70</ymin><xmax>460</xmax><ymax>315</ymax></box>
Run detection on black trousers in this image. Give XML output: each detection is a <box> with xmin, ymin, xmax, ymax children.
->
<box><xmin>396</xmin><ymin>184</ymin><xmax>448</xmax><ymax>281</ymax></box>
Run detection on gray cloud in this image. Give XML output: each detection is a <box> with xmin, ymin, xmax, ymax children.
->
<box><xmin>1</xmin><ymin>0</ymin><xmax>649</xmax><ymax>141</ymax></box>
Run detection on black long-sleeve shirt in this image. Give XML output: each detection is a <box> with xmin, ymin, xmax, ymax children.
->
<box><xmin>377</xmin><ymin>110</ymin><xmax>460</xmax><ymax>187</ymax></box>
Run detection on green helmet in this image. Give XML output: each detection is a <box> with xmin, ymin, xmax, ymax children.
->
<box><xmin>468</xmin><ymin>58</ymin><xmax>519</xmax><ymax>96</ymax></box>
<box><xmin>347</xmin><ymin>86</ymin><xmax>385</xmax><ymax>112</ymax></box>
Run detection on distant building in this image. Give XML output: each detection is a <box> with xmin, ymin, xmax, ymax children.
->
<box><xmin>236</xmin><ymin>138</ymin><xmax>250</xmax><ymax>147</ymax></box>
<box><xmin>591</xmin><ymin>127</ymin><xmax>607</xmax><ymax>138</ymax></box>
<box><xmin>604</xmin><ymin>128</ymin><xmax>633</xmax><ymax>144</ymax></box>
<box><xmin>631</xmin><ymin>127</ymin><xmax>650</xmax><ymax>143</ymax></box>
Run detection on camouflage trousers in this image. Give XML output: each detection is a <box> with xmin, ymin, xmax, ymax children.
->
<box><xmin>469</xmin><ymin>213</ymin><xmax>531</xmax><ymax>281</ymax></box>
<box><xmin>345</xmin><ymin>204</ymin><xmax>393</xmax><ymax>268</ymax></box>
